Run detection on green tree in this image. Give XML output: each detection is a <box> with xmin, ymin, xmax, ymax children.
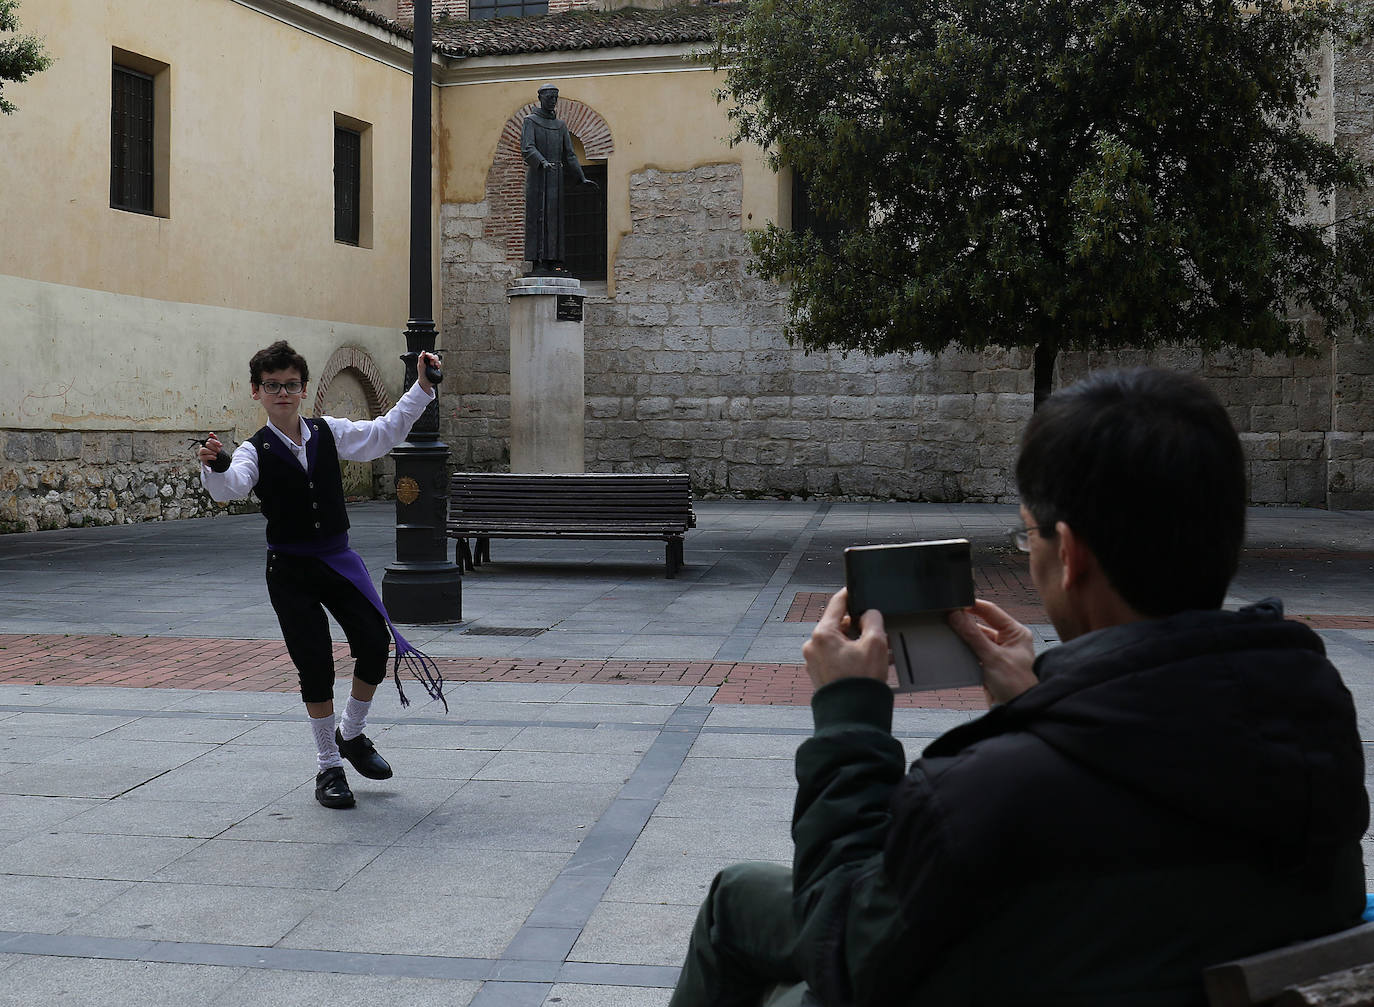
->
<box><xmin>711</xmin><ymin>0</ymin><xmax>1374</xmax><ymax>406</ymax></box>
<box><xmin>0</xmin><ymin>0</ymin><xmax>51</xmax><ymax>116</ymax></box>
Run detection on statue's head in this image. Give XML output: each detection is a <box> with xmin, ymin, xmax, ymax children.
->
<box><xmin>537</xmin><ymin>84</ymin><xmax>559</xmax><ymax>113</ymax></box>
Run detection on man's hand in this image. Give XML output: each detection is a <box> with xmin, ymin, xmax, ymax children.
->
<box><xmin>948</xmin><ymin>600</ymin><xmax>1038</xmax><ymax>706</ymax></box>
<box><xmin>416</xmin><ymin>351</ymin><xmax>441</xmax><ymax>394</ymax></box>
<box><xmin>196</xmin><ymin>434</ymin><xmax>223</xmax><ymax>466</ymax></box>
<box><xmin>802</xmin><ymin>588</ymin><xmax>891</xmax><ymax>691</ymax></box>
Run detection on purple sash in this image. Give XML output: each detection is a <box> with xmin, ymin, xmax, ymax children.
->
<box><xmin>269</xmin><ymin>534</ymin><xmax>447</xmax><ymax>711</ymax></box>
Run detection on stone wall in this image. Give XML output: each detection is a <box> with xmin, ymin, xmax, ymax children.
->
<box><xmin>1060</xmin><ymin>338</ymin><xmax>1337</xmax><ymax>507</ymax></box>
<box><xmin>442</xmin><ymin>158</ymin><xmax>1370</xmax><ymax>506</ymax></box>
<box><xmin>584</xmin><ymin>166</ymin><xmax>1035</xmax><ymax>500</ymax></box>
<box><xmin>442</xmin><ymin>163</ymin><xmax>1034</xmax><ymax>501</ymax></box>
<box><xmin>1332</xmin><ymin>24</ymin><xmax>1374</xmax><ymax>509</ymax></box>
<box><xmin>0</xmin><ymin>430</ymin><xmax>255</xmax><ymax>533</ymax></box>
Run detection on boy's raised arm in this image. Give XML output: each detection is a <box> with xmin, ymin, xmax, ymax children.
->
<box><xmin>327</xmin><ymin>352</ymin><xmax>440</xmax><ymax>463</ymax></box>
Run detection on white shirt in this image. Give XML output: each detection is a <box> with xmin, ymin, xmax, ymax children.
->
<box><xmin>200</xmin><ymin>381</ymin><xmax>436</xmax><ymax>503</ymax></box>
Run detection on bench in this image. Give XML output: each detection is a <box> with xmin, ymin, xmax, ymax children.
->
<box><xmin>446</xmin><ymin>472</ymin><xmax>697</xmax><ymax>578</ymax></box>
<box><xmin>1203</xmin><ymin>921</ymin><xmax>1374</xmax><ymax>1006</ymax></box>
<box><xmin>758</xmin><ymin>921</ymin><xmax>1374</xmax><ymax>1007</ymax></box>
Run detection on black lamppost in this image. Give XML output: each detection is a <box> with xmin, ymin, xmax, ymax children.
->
<box><xmin>382</xmin><ymin>0</ymin><xmax>462</xmax><ymax>622</ymax></box>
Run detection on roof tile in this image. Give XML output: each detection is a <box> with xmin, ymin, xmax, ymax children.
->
<box><xmin>316</xmin><ymin>0</ymin><xmax>412</xmax><ymax>37</ymax></box>
<box><xmin>433</xmin><ymin>2</ymin><xmax>741</xmax><ymax>58</ymax></box>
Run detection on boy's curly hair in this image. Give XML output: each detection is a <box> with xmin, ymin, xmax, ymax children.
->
<box><xmin>248</xmin><ymin>341</ymin><xmax>309</xmax><ymax>387</ymax></box>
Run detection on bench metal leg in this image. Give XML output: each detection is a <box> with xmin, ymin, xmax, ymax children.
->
<box><xmin>665</xmin><ymin>536</ymin><xmax>684</xmax><ymax>579</ymax></box>
<box><xmin>455</xmin><ymin>538</ymin><xmax>491</xmax><ymax>571</ymax></box>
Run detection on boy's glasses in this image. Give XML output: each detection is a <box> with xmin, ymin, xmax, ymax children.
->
<box><xmin>260</xmin><ymin>381</ymin><xmax>304</xmax><ymax>395</ymax></box>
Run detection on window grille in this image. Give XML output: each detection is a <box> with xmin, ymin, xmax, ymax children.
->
<box><xmin>563</xmin><ymin>162</ymin><xmax>607</xmax><ymax>282</ymax></box>
<box><xmin>111</xmin><ymin>65</ymin><xmax>154</xmax><ymax>214</ymax></box>
<box><xmin>335</xmin><ymin>126</ymin><xmax>361</xmax><ymax>245</ymax></box>
<box><xmin>469</xmin><ymin>0</ymin><xmax>548</xmax><ymax>20</ymax></box>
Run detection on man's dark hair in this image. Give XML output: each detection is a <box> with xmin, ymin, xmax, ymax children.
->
<box><xmin>248</xmin><ymin>341</ymin><xmax>309</xmax><ymax>387</ymax></box>
<box><xmin>1016</xmin><ymin>367</ymin><xmax>1245</xmax><ymax>617</ymax></box>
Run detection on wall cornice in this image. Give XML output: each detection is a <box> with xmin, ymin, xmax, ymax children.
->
<box><xmin>435</xmin><ymin>43</ymin><xmax>709</xmax><ymax>87</ymax></box>
<box><xmin>227</xmin><ymin>0</ymin><xmax>439</xmax><ymax>73</ymax></box>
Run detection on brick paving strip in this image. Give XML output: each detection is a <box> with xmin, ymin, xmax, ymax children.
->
<box><xmin>2</xmin><ymin>615</ymin><xmax>1368</xmax><ymax>710</ymax></box>
<box><xmin>9</xmin><ymin>610</ymin><xmax>1369</xmax><ymax>710</ymax></box>
<box><xmin>0</xmin><ymin>634</ymin><xmax>987</xmax><ymax>710</ymax></box>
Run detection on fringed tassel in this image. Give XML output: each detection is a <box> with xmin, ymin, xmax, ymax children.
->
<box><xmin>391</xmin><ymin>639</ymin><xmax>448</xmax><ymax>713</ymax></box>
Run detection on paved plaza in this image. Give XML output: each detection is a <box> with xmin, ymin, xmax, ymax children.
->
<box><xmin>0</xmin><ymin>501</ymin><xmax>1371</xmax><ymax>1005</ymax></box>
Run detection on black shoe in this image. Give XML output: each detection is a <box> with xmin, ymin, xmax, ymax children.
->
<box><xmin>315</xmin><ymin>765</ymin><xmax>355</xmax><ymax>809</ymax></box>
<box><xmin>335</xmin><ymin>728</ymin><xmax>393</xmax><ymax>780</ymax></box>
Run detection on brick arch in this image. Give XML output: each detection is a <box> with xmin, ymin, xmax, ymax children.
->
<box><xmin>484</xmin><ymin>97</ymin><xmax>614</xmax><ymax>264</ymax></box>
<box><xmin>313</xmin><ymin>346</ymin><xmax>392</xmax><ymax>419</ymax></box>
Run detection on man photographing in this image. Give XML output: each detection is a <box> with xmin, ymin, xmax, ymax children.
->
<box><xmin>670</xmin><ymin>368</ymin><xmax>1368</xmax><ymax>1006</ymax></box>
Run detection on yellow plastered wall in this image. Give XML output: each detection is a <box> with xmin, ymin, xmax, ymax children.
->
<box><xmin>437</xmin><ymin>62</ymin><xmax>779</xmax><ymax>281</ymax></box>
<box><xmin>0</xmin><ymin>0</ymin><xmax>434</xmax><ymax>434</ymax></box>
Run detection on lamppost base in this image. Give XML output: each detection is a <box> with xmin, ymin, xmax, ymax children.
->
<box><xmin>384</xmin><ymin>435</ymin><xmax>461</xmax><ymax>624</ymax></box>
<box><xmin>382</xmin><ymin>561</ymin><xmax>462</xmax><ymax>624</ymax></box>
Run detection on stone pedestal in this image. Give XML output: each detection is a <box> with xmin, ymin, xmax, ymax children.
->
<box><xmin>507</xmin><ymin>275</ymin><xmax>586</xmax><ymax>473</ymax></box>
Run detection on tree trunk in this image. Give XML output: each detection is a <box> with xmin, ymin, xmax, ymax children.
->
<box><xmin>1032</xmin><ymin>338</ymin><xmax>1059</xmax><ymax>411</ymax></box>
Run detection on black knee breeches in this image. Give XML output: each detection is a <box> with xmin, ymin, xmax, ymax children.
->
<box><xmin>265</xmin><ymin>552</ymin><xmax>390</xmax><ymax>704</ymax></box>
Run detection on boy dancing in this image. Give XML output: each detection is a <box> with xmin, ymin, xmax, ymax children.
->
<box><xmin>197</xmin><ymin>340</ymin><xmax>445</xmax><ymax>809</ymax></box>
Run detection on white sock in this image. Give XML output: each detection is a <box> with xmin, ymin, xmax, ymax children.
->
<box><xmin>309</xmin><ymin>713</ymin><xmax>343</xmax><ymax>772</ymax></box>
<box><xmin>339</xmin><ymin>696</ymin><xmax>371</xmax><ymax>742</ymax></box>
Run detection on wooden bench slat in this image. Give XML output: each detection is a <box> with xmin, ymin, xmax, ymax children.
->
<box><xmin>451</xmin><ymin>499</ymin><xmax>694</xmax><ymax>506</ymax></box>
<box><xmin>452</xmin><ymin>487</ymin><xmax>691</xmax><ymax>496</ymax></box>
<box><xmin>452</xmin><ymin>478</ymin><xmax>688</xmax><ymax>488</ymax></box>
<box><xmin>451</xmin><ymin>531</ymin><xmax>684</xmax><ymax>540</ymax></box>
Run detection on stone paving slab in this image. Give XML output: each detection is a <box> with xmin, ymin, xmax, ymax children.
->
<box><xmin>212</xmin><ymin>971</ymin><xmax>480</xmax><ymax>1007</ymax></box>
<box><xmin>0</xmin><ymin>502</ymin><xmax>1369</xmax><ymax>1004</ymax></box>
<box><xmin>72</xmin><ymin>882</ymin><xmax>331</xmax><ymax>946</ymax></box>
<box><xmin>0</xmin><ymin>670</ymin><xmax>1364</xmax><ymax>1006</ymax></box>
<box><xmin>0</xmin><ymin>958</ymin><xmax>247</xmax><ymax>1007</ymax></box>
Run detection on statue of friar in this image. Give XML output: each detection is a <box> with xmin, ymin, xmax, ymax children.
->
<box><xmin>522</xmin><ymin>83</ymin><xmax>598</xmax><ymax>276</ymax></box>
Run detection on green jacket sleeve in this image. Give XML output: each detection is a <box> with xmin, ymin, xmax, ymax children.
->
<box><xmin>791</xmin><ymin>677</ymin><xmax>916</xmax><ymax>1006</ymax></box>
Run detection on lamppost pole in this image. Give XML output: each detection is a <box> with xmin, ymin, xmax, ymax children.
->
<box><xmin>382</xmin><ymin>0</ymin><xmax>462</xmax><ymax>622</ymax></box>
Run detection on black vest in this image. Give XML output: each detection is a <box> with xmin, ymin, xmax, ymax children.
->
<box><xmin>250</xmin><ymin>419</ymin><xmax>350</xmax><ymax>545</ymax></box>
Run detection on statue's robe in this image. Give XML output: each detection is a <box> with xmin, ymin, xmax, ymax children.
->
<box><xmin>521</xmin><ymin>109</ymin><xmax>588</xmax><ymax>267</ymax></box>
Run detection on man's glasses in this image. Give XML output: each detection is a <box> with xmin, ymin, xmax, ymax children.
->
<box><xmin>260</xmin><ymin>380</ymin><xmax>304</xmax><ymax>395</ymax></box>
<box><xmin>1007</xmin><ymin>524</ymin><xmax>1040</xmax><ymax>553</ymax></box>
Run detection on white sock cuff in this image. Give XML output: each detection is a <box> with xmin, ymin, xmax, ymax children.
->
<box><xmin>309</xmin><ymin>712</ymin><xmax>343</xmax><ymax>771</ymax></box>
<box><xmin>339</xmin><ymin>696</ymin><xmax>371</xmax><ymax>742</ymax></box>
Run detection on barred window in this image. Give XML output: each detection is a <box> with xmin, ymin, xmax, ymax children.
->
<box><xmin>111</xmin><ymin>65</ymin><xmax>155</xmax><ymax>214</ymax></box>
<box><xmin>469</xmin><ymin>0</ymin><xmax>548</xmax><ymax>20</ymax></box>
<box><xmin>335</xmin><ymin>126</ymin><xmax>362</xmax><ymax>245</ymax></box>
<box><xmin>563</xmin><ymin>162</ymin><xmax>607</xmax><ymax>283</ymax></box>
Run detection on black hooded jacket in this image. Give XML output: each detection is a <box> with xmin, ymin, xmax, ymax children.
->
<box><xmin>791</xmin><ymin>601</ymin><xmax>1368</xmax><ymax>1006</ymax></box>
